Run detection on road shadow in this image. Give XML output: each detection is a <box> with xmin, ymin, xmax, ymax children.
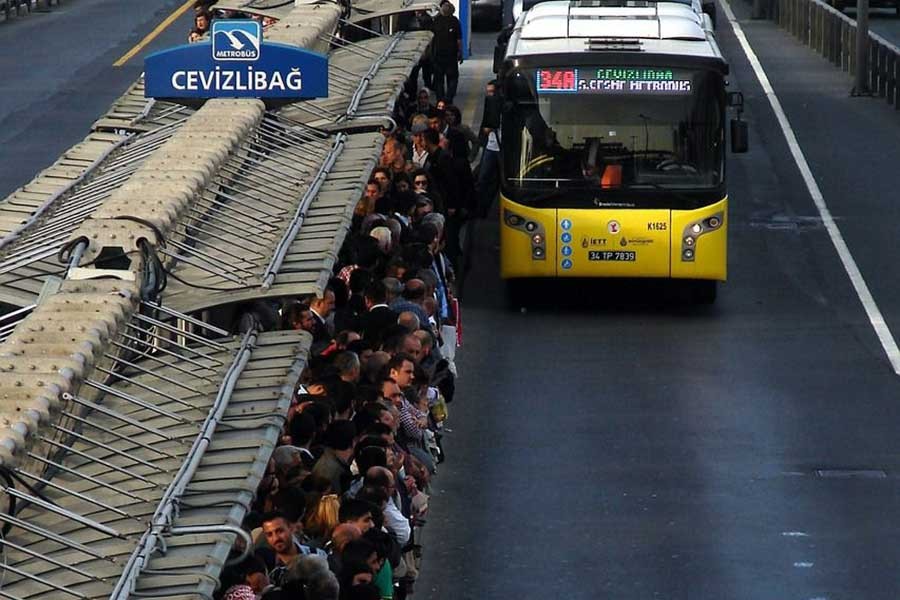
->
<box><xmin>500</xmin><ymin>277</ymin><xmax>722</xmax><ymax>315</ymax></box>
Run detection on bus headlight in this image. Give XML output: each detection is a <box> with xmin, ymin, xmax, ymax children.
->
<box><xmin>681</xmin><ymin>212</ymin><xmax>723</xmax><ymax>262</ymax></box>
<box><xmin>504</xmin><ymin>209</ymin><xmax>546</xmax><ymax>260</ymax></box>
<box><xmin>505</xmin><ymin>211</ymin><xmax>524</xmax><ymax>227</ymax></box>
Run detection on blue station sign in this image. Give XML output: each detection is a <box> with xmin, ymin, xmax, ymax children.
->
<box><xmin>144</xmin><ymin>20</ymin><xmax>328</xmax><ymax>100</ymax></box>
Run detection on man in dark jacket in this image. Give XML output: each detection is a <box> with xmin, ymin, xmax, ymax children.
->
<box><xmin>307</xmin><ymin>289</ymin><xmax>335</xmax><ymax>354</ymax></box>
<box><xmin>407</xmin><ymin>10</ymin><xmax>434</xmax><ymax>91</ymax></box>
<box><xmin>477</xmin><ymin>79</ymin><xmax>503</xmax><ymax>218</ymax></box>
<box><xmin>431</xmin><ymin>0</ymin><xmax>462</xmax><ymax>102</ymax></box>
<box><xmin>359</xmin><ymin>280</ymin><xmax>399</xmax><ymax>349</ymax></box>
<box><xmin>422</xmin><ymin>128</ymin><xmax>458</xmax><ymax>216</ymax></box>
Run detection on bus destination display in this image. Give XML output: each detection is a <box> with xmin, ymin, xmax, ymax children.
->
<box><xmin>536</xmin><ymin>68</ymin><xmax>692</xmax><ymax>95</ymax></box>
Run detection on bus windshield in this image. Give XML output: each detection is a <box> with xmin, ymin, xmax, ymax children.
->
<box><xmin>501</xmin><ymin>66</ymin><xmax>725</xmax><ymax>208</ymax></box>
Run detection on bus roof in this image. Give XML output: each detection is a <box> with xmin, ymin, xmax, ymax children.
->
<box><xmin>513</xmin><ymin>0</ymin><xmax>701</xmax><ymax>20</ymax></box>
<box><xmin>506</xmin><ymin>0</ymin><xmax>725</xmax><ymax>67</ymax></box>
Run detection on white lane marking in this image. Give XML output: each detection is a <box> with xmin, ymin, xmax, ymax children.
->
<box><xmin>782</xmin><ymin>531</ymin><xmax>810</xmax><ymax>537</ymax></box>
<box><xmin>794</xmin><ymin>561</ymin><xmax>815</xmax><ymax>568</ymax></box>
<box><xmin>719</xmin><ymin>0</ymin><xmax>900</xmax><ymax>375</ymax></box>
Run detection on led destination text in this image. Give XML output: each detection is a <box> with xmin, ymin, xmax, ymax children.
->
<box><xmin>536</xmin><ymin>68</ymin><xmax>693</xmax><ymax>95</ymax></box>
<box><xmin>578</xmin><ymin>79</ymin><xmax>691</xmax><ymax>93</ymax></box>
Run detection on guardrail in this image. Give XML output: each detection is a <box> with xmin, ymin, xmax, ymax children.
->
<box><xmin>754</xmin><ymin>0</ymin><xmax>899</xmax><ymax>108</ymax></box>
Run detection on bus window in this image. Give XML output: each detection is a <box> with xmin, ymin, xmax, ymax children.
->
<box><xmin>501</xmin><ymin>66</ymin><xmax>725</xmax><ymax>209</ymax></box>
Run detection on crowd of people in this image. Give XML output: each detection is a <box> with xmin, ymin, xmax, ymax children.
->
<box><xmin>211</xmin><ymin>2</ymin><xmax>505</xmax><ymax>598</ymax></box>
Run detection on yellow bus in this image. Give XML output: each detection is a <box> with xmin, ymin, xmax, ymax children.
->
<box><xmin>497</xmin><ymin>0</ymin><xmax>747</xmax><ymax>303</ymax></box>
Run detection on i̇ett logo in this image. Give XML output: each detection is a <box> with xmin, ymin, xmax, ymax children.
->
<box><xmin>212</xmin><ymin>20</ymin><xmax>261</xmax><ymax>61</ymax></box>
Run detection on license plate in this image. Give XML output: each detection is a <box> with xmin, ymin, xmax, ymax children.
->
<box><xmin>588</xmin><ymin>250</ymin><xmax>636</xmax><ymax>262</ymax></box>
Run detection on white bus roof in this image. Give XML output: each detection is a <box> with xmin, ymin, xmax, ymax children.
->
<box><xmin>506</xmin><ymin>0</ymin><xmax>723</xmax><ymax>64</ymax></box>
<box><xmin>513</xmin><ymin>0</ymin><xmax>702</xmax><ymax>21</ymax></box>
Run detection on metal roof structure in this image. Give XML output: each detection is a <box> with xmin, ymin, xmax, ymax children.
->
<box><xmin>0</xmin><ymin>278</ymin><xmax>310</xmax><ymax>599</ymax></box>
<box><xmin>159</xmin><ymin>124</ymin><xmax>384</xmax><ymax>313</ymax></box>
<box><xmin>0</xmin><ymin>121</ymin><xmax>188</xmax><ymax>309</ymax></box>
<box><xmin>92</xmin><ymin>84</ymin><xmax>194</xmax><ymax>136</ymax></box>
<box><xmin>0</xmin><ymin>3</ymin><xmax>432</xmax><ymax>597</ymax></box>
<box><xmin>347</xmin><ymin>0</ymin><xmax>440</xmax><ymax>25</ymax></box>
<box><xmin>0</xmin><ymin>14</ymin><xmax>424</xmax><ymax>312</ymax></box>
<box><xmin>158</xmin><ymin>31</ymin><xmax>433</xmax><ymax>313</ymax></box>
<box><xmin>279</xmin><ymin>31</ymin><xmax>433</xmax><ymax>129</ymax></box>
<box><xmin>209</xmin><ymin>0</ymin><xmax>297</xmax><ymax>20</ymax></box>
<box><xmin>86</xmin><ymin>29</ymin><xmax>431</xmax><ymax>138</ymax></box>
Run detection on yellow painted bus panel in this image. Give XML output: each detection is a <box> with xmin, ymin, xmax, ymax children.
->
<box><xmin>500</xmin><ymin>197</ymin><xmax>558</xmax><ymax>279</ymax></box>
<box><xmin>555</xmin><ymin>209</ymin><xmax>671</xmax><ymax>277</ymax></box>
<box><xmin>501</xmin><ymin>195</ymin><xmax>727</xmax><ymax>280</ymax></box>
<box><xmin>670</xmin><ymin>198</ymin><xmax>728</xmax><ymax>281</ymax></box>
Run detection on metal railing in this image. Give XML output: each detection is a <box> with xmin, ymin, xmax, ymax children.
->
<box><xmin>755</xmin><ymin>0</ymin><xmax>900</xmax><ymax>108</ymax></box>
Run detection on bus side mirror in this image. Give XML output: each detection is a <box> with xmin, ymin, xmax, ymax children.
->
<box><xmin>727</xmin><ymin>92</ymin><xmax>748</xmax><ymax>153</ymax></box>
<box><xmin>731</xmin><ymin>119</ymin><xmax>749</xmax><ymax>153</ymax></box>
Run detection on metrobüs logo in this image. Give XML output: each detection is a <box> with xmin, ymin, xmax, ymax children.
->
<box><xmin>212</xmin><ymin>20</ymin><xmax>261</xmax><ymax>61</ymax></box>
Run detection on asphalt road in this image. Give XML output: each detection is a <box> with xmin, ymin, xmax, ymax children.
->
<box><xmin>418</xmin><ymin>4</ymin><xmax>900</xmax><ymax>600</ymax></box>
<box><xmin>2</xmin><ymin>2</ymin><xmax>900</xmax><ymax>599</ymax></box>
<box><xmin>0</xmin><ymin>0</ymin><xmax>194</xmax><ymax>199</ymax></box>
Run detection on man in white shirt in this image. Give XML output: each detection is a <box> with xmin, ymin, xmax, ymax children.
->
<box><xmin>363</xmin><ymin>466</ymin><xmax>410</xmax><ymax>547</ymax></box>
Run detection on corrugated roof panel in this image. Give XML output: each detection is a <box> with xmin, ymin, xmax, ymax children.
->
<box><xmin>161</xmin><ymin>127</ymin><xmax>383</xmax><ymax>313</ymax></box>
<box><xmin>279</xmin><ymin>31</ymin><xmax>432</xmax><ymax>128</ymax></box>
<box><xmin>0</xmin><ymin>297</ymin><xmax>309</xmax><ymax>599</ymax></box>
<box><xmin>0</xmin><ymin>123</ymin><xmax>188</xmax><ymax>308</ymax></box>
